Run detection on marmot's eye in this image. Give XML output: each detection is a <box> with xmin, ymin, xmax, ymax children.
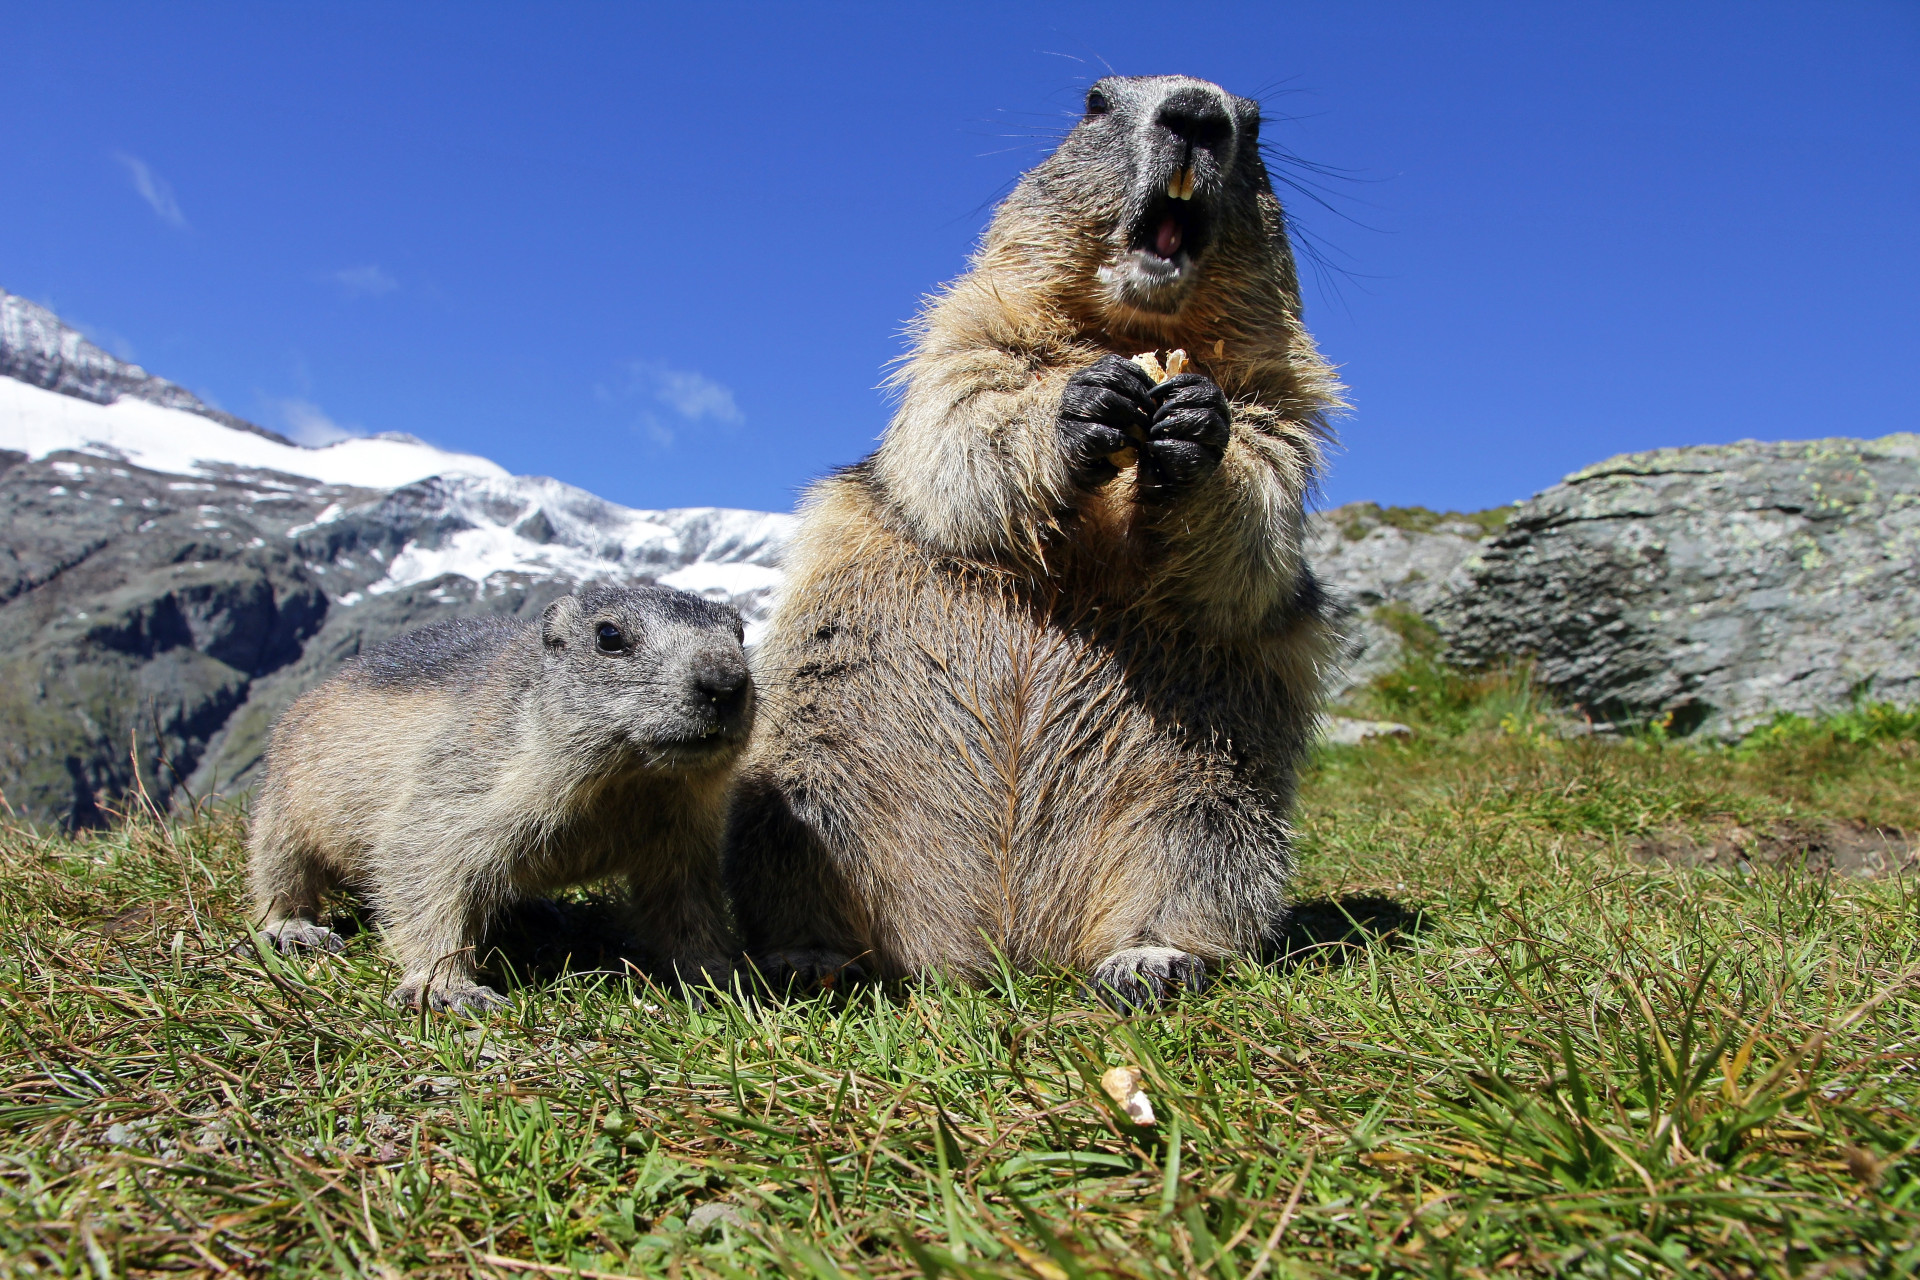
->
<box><xmin>596</xmin><ymin>623</ymin><xmax>625</xmax><ymax>653</ymax></box>
<box><xmin>1086</xmin><ymin>89</ymin><xmax>1110</xmax><ymax>117</ymax></box>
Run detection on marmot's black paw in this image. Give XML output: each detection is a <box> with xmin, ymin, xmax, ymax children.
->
<box><xmin>1087</xmin><ymin>946</ymin><xmax>1209</xmax><ymax>1010</ymax></box>
<box><xmin>1057</xmin><ymin>355</ymin><xmax>1156</xmax><ymax>489</ymax></box>
<box><xmin>1139</xmin><ymin>373</ymin><xmax>1231</xmax><ymax>500</ymax></box>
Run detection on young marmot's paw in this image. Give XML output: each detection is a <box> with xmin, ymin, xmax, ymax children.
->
<box><xmin>263</xmin><ymin>919</ymin><xmax>347</xmax><ymax>955</ymax></box>
<box><xmin>389</xmin><ymin>979</ymin><xmax>509</xmax><ymax>1015</ymax></box>
<box><xmin>1139</xmin><ymin>373</ymin><xmax>1231</xmax><ymax>500</ymax></box>
<box><xmin>668</xmin><ymin>955</ymin><xmax>737</xmax><ymax>1009</ymax></box>
<box><xmin>1088</xmin><ymin>946</ymin><xmax>1209</xmax><ymax>1010</ymax></box>
<box><xmin>1057</xmin><ymin>355</ymin><xmax>1157</xmax><ymax>489</ymax></box>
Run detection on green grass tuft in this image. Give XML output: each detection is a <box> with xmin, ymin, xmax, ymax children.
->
<box><xmin>1330</xmin><ymin>503</ymin><xmax>1514</xmax><ymax>542</ymax></box>
<box><xmin>1739</xmin><ymin>701</ymin><xmax>1920</xmax><ymax>753</ymax></box>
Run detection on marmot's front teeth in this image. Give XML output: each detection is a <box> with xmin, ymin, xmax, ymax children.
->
<box><xmin>1167</xmin><ymin>168</ymin><xmax>1194</xmax><ymax>201</ymax></box>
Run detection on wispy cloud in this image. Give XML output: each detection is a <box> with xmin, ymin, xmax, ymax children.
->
<box><xmin>270</xmin><ymin>398</ymin><xmax>361</xmax><ymax>447</ymax></box>
<box><xmin>331</xmin><ymin>265</ymin><xmax>399</xmax><ymax>298</ymax></box>
<box><xmin>597</xmin><ymin>361</ymin><xmax>744</xmax><ymax>448</ymax></box>
<box><xmin>113</xmin><ymin>153</ymin><xmax>187</xmax><ymax>229</ymax></box>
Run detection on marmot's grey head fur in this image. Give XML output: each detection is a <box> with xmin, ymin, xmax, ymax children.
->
<box><xmin>975</xmin><ymin>74</ymin><xmax>1305</xmax><ymax>350</ymax></box>
<box><xmin>354</xmin><ymin>583</ymin><xmax>752</xmax><ymax>773</ymax></box>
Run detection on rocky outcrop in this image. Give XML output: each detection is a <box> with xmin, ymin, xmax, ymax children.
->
<box><xmin>1435</xmin><ymin>435</ymin><xmax>1920</xmax><ymax>738</ymax></box>
<box><xmin>1306</xmin><ymin>503</ymin><xmax>1497</xmax><ymax>692</ymax></box>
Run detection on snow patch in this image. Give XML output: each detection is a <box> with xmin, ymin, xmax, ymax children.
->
<box><xmin>1</xmin><ymin>375</ymin><xmax>505</xmax><ymax>487</ymax></box>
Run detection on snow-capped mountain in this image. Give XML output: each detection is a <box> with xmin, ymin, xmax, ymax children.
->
<box><xmin>0</xmin><ymin>288</ymin><xmax>793</xmax><ymax>826</ymax></box>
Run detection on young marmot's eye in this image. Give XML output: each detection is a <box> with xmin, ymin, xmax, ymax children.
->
<box><xmin>596</xmin><ymin>623</ymin><xmax>625</xmax><ymax>653</ymax></box>
<box><xmin>1085</xmin><ymin>89</ymin><xmax>1110</xmax><ymax>117</ymax></box>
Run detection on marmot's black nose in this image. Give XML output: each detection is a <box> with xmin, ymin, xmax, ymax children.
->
<box><xmin>693</xmin><ymin>663</ymin><xmax>751</xmax><ymax>717</ymax></box>
<box><xmin>1154</xmin><ymin>88</ymin><xmax>1233</xmax><ymax>152</ymax></box>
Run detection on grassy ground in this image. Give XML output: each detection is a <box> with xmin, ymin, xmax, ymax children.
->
<box><xmin>2</xmin><ymin>696</ymin><xmax>1916</xmax><ymax>1276</ymax></box>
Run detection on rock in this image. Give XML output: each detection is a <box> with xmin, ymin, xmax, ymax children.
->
<box><xmin>685</xmin><ymin>1203</ymin><xmax>748</xmax><ymax>1237</ymax></box>
<box><xmin>1435</xmin><ymin>435</ymin><xmax>1920</xmax><ymax>739</ymax></box>
<box><xmin>1307</xmin><ymin>503</ymin><xmax>1497</xmax><ymax>693</ymax></box>
<box><xmin>1318</xmin><ymin>716</ymin><xmax>1414</xmax><ymax>746</ymax></box>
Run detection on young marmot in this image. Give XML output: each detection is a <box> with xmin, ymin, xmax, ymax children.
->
<box><xmin>248</xmin><ymin>585</ymin><xmax>752</xmax><ymax>1011</ymax></box>
<box><xmin>725</xmin><ymin>75</ymin><xmax>1343</xmax><ymax>1005</ymax></box>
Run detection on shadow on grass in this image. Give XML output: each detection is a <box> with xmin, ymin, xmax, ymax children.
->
<box><xmin>477</xmin><ymin>894</ymin><xmax>664</xmax><ymax>991</ymax></box>
<box><xmin>1270</xmin><ymin>893</ymin><xmax>1429</xmax><ymax>967</ymax></box>
<box><xmin>302</xmin><ymin>890</ymin><xmax>1432</xmax><ymax>997</ymax></box>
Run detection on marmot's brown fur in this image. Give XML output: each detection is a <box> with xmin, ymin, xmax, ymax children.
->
<box><xmin>724</xmin><ymin>75</ymin><xmax>1343</xmax><ymax>1005</ymax></box>
<box><xmin>248</xmin><ymin>585</ymin><xmax>752</xmax><ymax>1011</ymax></box>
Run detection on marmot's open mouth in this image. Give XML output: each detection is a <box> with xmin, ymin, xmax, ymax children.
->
<box><xmin>1130</xmin><ymin>175</ymin><xmax>1212</xmax><ymax>264</ymax></box>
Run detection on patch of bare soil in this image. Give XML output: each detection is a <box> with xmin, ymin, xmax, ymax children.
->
<box><xmin>1633</xmin><ymin>819</ymin><xmax>1917</xmax><ymax>879</ymax></box>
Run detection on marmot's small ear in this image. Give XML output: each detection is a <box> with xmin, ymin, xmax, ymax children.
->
<box><xmin>541</xmin><ymin>596</ymin><xmax>583</xmax><ymax>651</ymax></box>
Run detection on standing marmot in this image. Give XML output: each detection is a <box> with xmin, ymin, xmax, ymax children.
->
<box><xmin>248</xmin><ymin>585</ymin><xmax>752</xmax><ymax>1011</ymax></box>
<box><xmin>725</xmin><ymin>75</ymin><xmax>1342</xmax><ymax>1005</ymax></box>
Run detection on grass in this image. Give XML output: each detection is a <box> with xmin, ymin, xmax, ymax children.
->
<box><xmin>1326</xmin><ymin>504</ymin><xmax>1515</xmax><ymax>542</ymax></box>
<box><xmin>2</xmin><ymin>704</ymin><xmax>1917</xmax><ymax>1276</ymax></box>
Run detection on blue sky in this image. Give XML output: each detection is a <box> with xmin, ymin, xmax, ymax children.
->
<box><xmin>4</xmin><ymin>2</ymin><xmax>1915</xmax><ymax>514</ymax></box>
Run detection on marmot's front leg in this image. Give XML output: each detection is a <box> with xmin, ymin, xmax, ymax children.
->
<box><xmin>624</xmin><ymin>857</ymin><xmax>738</xmax><ymax>995</ymax></box>
<box><xmin>1137</xmin><ymin>372</ymin><xmax>1230</xmax><ymax>501</ymax></box>
<box><xmin>249</xmin><ymin>833</ymin><xmax>347</xmax><ymax>955</ymax></box>
<box><xmin>377</xmin><ymin>861</ymin><xmax>507</xmax><ymax>1014</ymax></box>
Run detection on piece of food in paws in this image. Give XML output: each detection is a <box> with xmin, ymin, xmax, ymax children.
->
<box><xmin>1106</xmin><ymin>349</ymin><xmax>1192</xmax><ymax>466</ymax></box>
<box><xmin>1130</xmin><ymin>348</ymin><xmax>1190</xmax><ymax>384</ymax></box>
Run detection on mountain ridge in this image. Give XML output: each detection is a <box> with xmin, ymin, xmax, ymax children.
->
<box><xmin>1</xmin><ymin>288</ymin><xmax>292</xmax><ymax>444</ymax></box>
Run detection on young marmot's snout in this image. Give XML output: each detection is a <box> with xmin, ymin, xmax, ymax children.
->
<box><xmin>247</xmin><ymin>583</ymin><xmax>750</xmax><ymax>1013</ymax></box>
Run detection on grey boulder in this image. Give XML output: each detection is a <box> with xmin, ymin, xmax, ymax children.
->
<box><xmin>1435</xmin><ymin>434</ymin><xmax>1920</xmax><ymax>739</ymax></box>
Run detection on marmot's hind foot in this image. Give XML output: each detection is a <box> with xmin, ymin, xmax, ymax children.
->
<box><xmin>1089</xmin><ymin>947</ymin><xmax>1209</xmax><ymax>1010</ymax></box>
<box><xmin>748</xmin><ymin>948</ymin><xmax>869</xmax><ymax>996</ymax></box>
<box><xmin>262</xmin><ymin>919</ymin><xmax>347</xmax><ymax>955</ymax></box>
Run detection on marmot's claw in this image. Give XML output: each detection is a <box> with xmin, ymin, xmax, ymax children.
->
<box><xmin>1088</xmin><ymin>946</ymin><xmax>1209</xmax><ymax>1010</ymax></box>
<box><xmin>1059</xmin><ymin>355</ymin><xmax>1157</xmax><ymax>488</ymax></box>
<box><xmin>1140</xmin><ymin>373</ymin><xmax>1230</xmax><ymax>499</ymax></box>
